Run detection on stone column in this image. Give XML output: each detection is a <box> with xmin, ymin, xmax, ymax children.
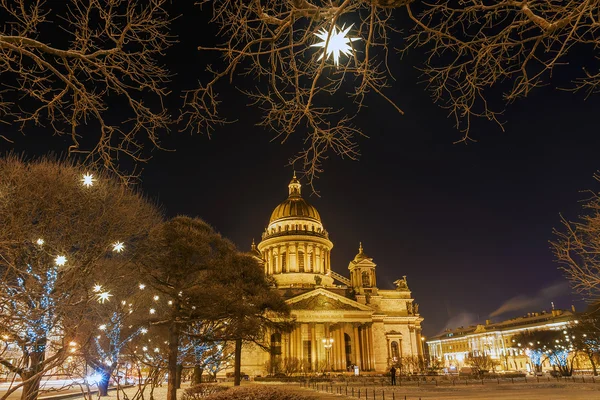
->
<box><xmin>297</xmin><ymin>324</ymin><xmax>304</xmax><ymax>363</ymax></box>
<box><xmin>368</xmin><ymin>325</ymin><xmax>375</xmax><ymax>370</ymax></box>
<box><xmin>327</xmin><ymin>250</ymin><xmax>331</xmax><ymax>274</ymax></box>
<box><xmin>353</xmin><ymin>324</ymin><xmax>362</xmax><ymax>370</ymax></box>
<box><xmin>310</xmin><ymin>323</ymin><xmax>316</xmax><ymax>371</ymax></box>
<box><xmin>334</xmin><ymin>327</ymin><xmax>341</xmax><ymax>370</ymax></box>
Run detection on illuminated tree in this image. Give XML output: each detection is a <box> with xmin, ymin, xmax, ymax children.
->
<box><xmin>514</xmin><ymin>329</ymin><xmax>576</xmax><ymax>377</ymax></box>
<box><xmin>552</xmin><ymin>177</ymin><xmax>600</xmax><ymax>303</ymax></box>
<box><xmin>134</xmin><ymin>216</ymin><xmax>243</xmax><ymax>400</ymax></box>
<box><xmin>570</xmin><ymin>307</ymin><xmax>600</xmax><ymax>376</ymax></box>
<box><xmin>0</xmin><ymin>156</ymin><xmax>161</xmax><ymax>400</ymax></box>
<box><xmin>0</xmin><ymin>0</ymin><xmax>172</xmax><ymax>179</ymax></box>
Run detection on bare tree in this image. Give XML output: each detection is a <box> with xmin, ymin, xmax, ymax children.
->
<box><xmin>403</xmin><ymin>0</ymin><xmax>600</xmax><ymax>138</ymax></box>
<box><xmin>184</xmin><ymin>0</ymin><xmax>405</xmax><ymax>189</ymax></box>
<box><xmin>185</xmin><ymin>1</ymin><xmax>600</xmax><ymax>188</ymax></box>
<box><xmin>552</xmin><ymin>175</ymin><xmax>600</xmax><ymax>303</ymax></box>
<box><xmin>0</xmin><ymin>0</ymin><xmax>173</xmax><ymax>180</ymax></box>
<box><xmin>0</xmin><ymin>156</ymin><xmax>161</xmax><ymax>400</ymax></box>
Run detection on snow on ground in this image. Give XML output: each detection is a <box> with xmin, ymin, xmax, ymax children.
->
<box><xmin>59</xmin><ymin>381</ymin><xmax>600</xmax><ymax>400</ymax></box>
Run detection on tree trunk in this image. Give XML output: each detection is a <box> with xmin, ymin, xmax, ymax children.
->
<box><xmin>167</xmin><ymin>324</ymin><xmax>180</xmax><ymax>400</ymax></box>
<box><xmin>20</xmin><ymin>340</ymin><xmax>47</xmax><ymax>400</ymax></box>
<box><xmin>192</xmin><ymin>365</ymin><xmax>203</xmax><ymax>385</ymax></box>
<box><xmin>175</xmin><ymin>364</ymin><xmax>183</xmax><ymax>389</ymax></box>
<box><xmin>234</xmin><ymin>339</ymin><xmax>242</xmax><ymax>386</ymax></box>
<box><xmin>98</xmin><ymin>373</ymin><xmax>110</xmax><ymax>397</ymax></box>
<box><xmin>588</xmin><ymin>353</ymin><xmax>598</xmax><ymax>376</ymax></box>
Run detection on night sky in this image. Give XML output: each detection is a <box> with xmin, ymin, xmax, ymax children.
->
<box><xmin>5</xmin><ymin>3</ymin><xmax>600</xmax><ymax>337</ymax></box>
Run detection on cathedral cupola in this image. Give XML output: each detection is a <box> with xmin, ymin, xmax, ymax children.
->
<box><xmin>348</xmin><ymin>242</ymin><xmax>378</xmax><ymax>294</ymax></box>
<box><xmin>288</xmin><ymin>172</ymin><xmax>302</xmax><ymax>197</ymax></box>
<box><xmin>257</xmin><ymin>174</ymin><xmax>334</xmax><ymax>288</ymax></box>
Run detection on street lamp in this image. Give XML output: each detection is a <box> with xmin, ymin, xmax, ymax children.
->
<box><xmin>322</xmin><ymin>336</ymin><xmax>334</xmax><ymax>373</ymax></box>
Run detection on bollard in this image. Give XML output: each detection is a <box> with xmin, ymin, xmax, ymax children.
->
<box><xmin>537</xmin><ymin>377</ymin><xmax>539</xmax><ymax>383</ymax></box>
<box><xmin>359</xmin><ymin>389</ymin><xmax>361</xmax><ymax>399</ymax></box>
<box><xmin>524</xmin><ymin>376</ymin><xmax>527</xmax><ymax>383</ymax></box>
<box><xmin>465</xmin><ymin>379</ymin><xmax>468</xmax><ymax>386</ymax></box>
<box><xmin>511</xmin><ymin>378</ymin><xmax>514</xmax><ymax>384</ymax></box>
<box><xmin>481</xmin><ymin>378</ymin><xmax>484</xmax><ymax>385</ymax></box>
<box><xmin>392</xmin><ymin>392</ymin><xmax>395</xmax><ymax>400</ymax></box>
<box><xmin>383</xmin><ymin>390</ymin><xmax>385</xmax><ymax>400</ymax></box>
<box><xmin>436</xmin><ymin>379</ymin><xmax>438</xmax><ymax>386</ymax></box>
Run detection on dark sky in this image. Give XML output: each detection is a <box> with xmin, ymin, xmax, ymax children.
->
<box><xmin>5</xmin><ymin>3</ymin><xmax>600</xmax><ymax>337</ymax></box>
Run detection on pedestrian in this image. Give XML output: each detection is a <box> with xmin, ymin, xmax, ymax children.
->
<box><xmin>390</xmin><ymin>366</ymin><xmax>396</xmax><ymax>385</ymax></box>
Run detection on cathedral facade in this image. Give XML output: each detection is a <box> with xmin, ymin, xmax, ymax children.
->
<box><xmin>240</xmin><ymin>176</ymin><xmax>424</xmax><ymax>376</ymax></box>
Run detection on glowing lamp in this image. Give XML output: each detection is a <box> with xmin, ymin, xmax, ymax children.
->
<box><xmin>311</xmin><ymin>24</ymin><xmax>360</xmax><ymax>66</ymax></box>
<box><xmin>97</xmin><ymin>291</ymin><xmax>112</xmax><ymax>303</ymax></box>
<box><xmin>55</xmin><ymin>255</ymin><xmax>67</xmax><ymax>267</ymax></box>
<box><xmin>112</xmin><ymin>241</ymin><xmax>125</xmax><ymax>253</ymax></box>
<box><xmin>81</xmin><ymin>173</ymin><xmax>95</xmax><ymax>187</ymax></box>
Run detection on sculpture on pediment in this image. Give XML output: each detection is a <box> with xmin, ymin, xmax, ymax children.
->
<box><xmin>314</xmin><ymin>275</ymin><xmax>322</xmax><ymax>286</ymax></box>
<box><xmin>394</xmin><ymin>275</ymin><xmax>409</xmax><ymax>291</ymax></box>
<box><xmin>414</xmin><ymin>303</ymin><xmax>419</xmax><ymax>315</ymax></box>
<box><xmin>407</xmin><ymin>301</ymin><xmax>413</xmax><ymax>315</ymax></box>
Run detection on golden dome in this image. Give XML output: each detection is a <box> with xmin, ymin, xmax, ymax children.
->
<box><xmin>269</xmin><ymin>174</ymin><xmax>321</xmax><ymax>223</ymax></box>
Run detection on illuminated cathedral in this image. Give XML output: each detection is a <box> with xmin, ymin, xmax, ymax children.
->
<box><xmin>240</xmin><ymin>175</ymin><xmax>424</xmax><ymax>376</ymax></box>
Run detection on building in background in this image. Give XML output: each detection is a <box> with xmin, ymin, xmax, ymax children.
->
<box><xmin>426</xmin><ymin>310</ymin><xmax>576</xmax><ymax>374</ymax></box>
<box><xmin>238</xmin><ymin>175</ymin><xmax>424</xmax><ymax>376</ymax></box>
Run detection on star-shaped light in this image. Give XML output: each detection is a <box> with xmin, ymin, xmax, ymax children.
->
<box><xmin>149</xmin><ymin>308</ymin><xmax>156</xmax><ymax>314</ymax></box>
<box><xmin>139</xmin><ymin>284</ymin><xmax>146</xmax><ymax>290</ymax></box>
<box><xmin>81</xmin><ymin>173</ymin><xmax>95</xmax><ymax>187</ymax></box>
<box><xmin>141</xmin><ymin>328</ymin><xmax>148</xmax><ymax>334</ymax></box>
<box><xmin>112</xmin><ymin>241</ymin><xmax>125</xmax><ymax>253</ymax></box>
<box><xmin>93</xmin><ymin>284</ymin><xmax>103</xmax><ymax>293</ymax></box>
<box><xmin>97</xmin><ymin>291</ymin><xmax>112</xmax><ymax>304</ymax></box>
<box><xmin>36</xmin><ymin>238</ymin><xmax>45</xmax><ymax>246</ymax></box>
<box><xmin>311</xmin><ymin>24</ymin><xmax>360</xmax><ymax>66</ymax></box>
<box><xmin>55</xmin><ymin>255</ymin><xmax>67</xmax><ymax>267</ymax></box>
<box><xmin>99</xmin><ymin>324</ymin><xmax>107</xmax><ymax>331</ymax></box>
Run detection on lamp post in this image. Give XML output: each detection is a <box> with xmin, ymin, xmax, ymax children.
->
<box><xmin>322</xmin><ymin>336</ymin><xmax>334</xmax><ymax>373</ymax></box>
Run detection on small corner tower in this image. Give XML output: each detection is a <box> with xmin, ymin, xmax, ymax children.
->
<box><xmin>348</xmin><ymin>242</ymin><xmax>378</xmax><ymax>295</ymax></box>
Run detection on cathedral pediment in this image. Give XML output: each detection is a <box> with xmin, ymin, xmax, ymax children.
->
<box><xmin>286</xmin><ymin>288</ymin><xmax>372</xmax><ymax>312</ymax></box>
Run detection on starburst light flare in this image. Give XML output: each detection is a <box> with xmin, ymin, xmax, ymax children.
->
<box><xmin>36</xmin><ymin>238</ymin><xmax>44</xmax><ymax>246</ymax></box>
<box><xmin>93</xmin><ymin>284</ymin><xmax>103</xmax><ymax>293</ymax></box>
<box><xmin>81</xmin><ymin>173</ymin><xmax>95</xmax><ymax>187</ymax></box>
<box><xmin>311</xmin><ymin>24</ymin><xmax>360</xmax><ymax>66</ymax></box>
<box><xmin>97</xmin><ymin>291</ymin><xmax>112</xmax><ymax>304</ymax></box>
<box><xmin>55</xmin><ymin>255</ymin><xmax>67</xmax><ymax>266</ymax></box>
<box><xmin>112</xmin><ymin>241</ymin><xmax>125</xmax><ymax>253</ymax></box>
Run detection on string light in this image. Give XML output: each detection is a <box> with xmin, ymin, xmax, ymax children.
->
<box><xmin>139</xmin><ymin>284</ymin><xmax>146</xmax><ymax>290</ymax></box>
<box><xmin>149</xmin><ymin>308</ymin><xmax>156</xmax><ymax>314</ymax></box>
<box><xmin>36</xmin><ymin>238</ymin><xmax>44</xmax><ymax>246</ymax></box>
<box><xmin>311</xmin><ymin>24</ymin><xmax>360</xmax><ymax>66</ymax></box>
<box><xmin>99</xmin><ymin>324</ymin><xmax>107</xmax><ymax>331</ymax></box>
<box><xmin>153</xmin><ymin>295</ymin><xmax>159</xmax><ymax>301</ymax></box>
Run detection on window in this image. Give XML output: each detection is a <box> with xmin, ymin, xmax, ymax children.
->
<box><xmin>391</xmin><ymin>341</ymin><xmax>400</xmax><ymax>360</ymax></box>
<box><xmin>362</xmin><ymin>271</ymin><xmax>370</xmax><ymax>287</ymax></box>
<box><xmin>298</xmin><ymin>251</ymin><xmax>305</xmax><ymax>272</ymax></box>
